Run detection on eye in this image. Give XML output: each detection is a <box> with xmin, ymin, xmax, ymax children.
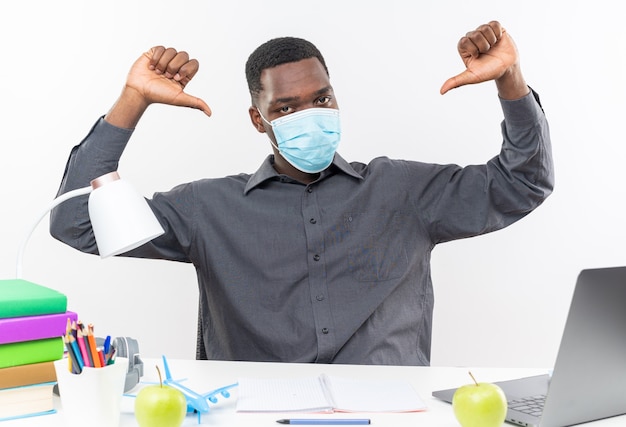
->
<box><xmin>316</xmin><ymin>96</ymin><xmax>332</xmax><ymax>106</ymax></box>
<box><xmin>279</xmin><ymin>105</ymin><xmax>293</xmax><ymax>114</ymax></box>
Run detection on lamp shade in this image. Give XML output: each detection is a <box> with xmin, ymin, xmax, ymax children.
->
<box><xmin>88</xmin><ymin>172</ymin><xmax>165</xmax><ymax>258</ymax></box>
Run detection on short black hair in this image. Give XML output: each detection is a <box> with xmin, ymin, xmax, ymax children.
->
<box><xmin>245</xmin><ymin>36</ymin><xmax>329</xmax><ymax>104</ymax></box>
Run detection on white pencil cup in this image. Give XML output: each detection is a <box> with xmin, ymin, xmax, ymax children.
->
<box><xmin>54</xmin><ymin>357</ymin><xmax>128</xmax><ymax>427</ymax></box>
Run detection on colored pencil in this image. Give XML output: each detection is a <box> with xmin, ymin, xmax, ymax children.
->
<box><xmin>63</xmin><ymin>335</ymin><xmax>81</xmax><ymax>374</ymax></box>
<box><xmin>77</xmin><ymin>329</ymin><xmax>92</xmax><ymax>367</ymax></box>
<box><xmin>87</xmin><ymin>325</ymin><xmax>101</xmax><ymax>368</ymax></box>
<box><xmin>67</xmin><ymin>334</ymin><xmax>84</xmax><ymax>371</ymax></box>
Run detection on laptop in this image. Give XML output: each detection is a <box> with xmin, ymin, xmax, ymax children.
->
<box><xmin>432</xmin><ymin>266</ymin><xmax>626</xmax><ymax>427</ymax></box>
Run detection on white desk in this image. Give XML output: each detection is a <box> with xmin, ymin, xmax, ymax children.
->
<box><xmin>5</xmin><ymin>359</ymin><xmax>625</xmax><ymax>426</ymax></box>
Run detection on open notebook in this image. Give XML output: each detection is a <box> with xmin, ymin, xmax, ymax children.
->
<box><xmin>236</xmin><ymin>374</ymin><xmax>426</xmax><ymax>413</ymax></box>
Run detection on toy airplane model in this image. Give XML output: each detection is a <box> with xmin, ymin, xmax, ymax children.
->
<box><xmin>129</xmin><ymin>355</ymin><xmax>238</xmax><ymax>424</ymax></box>
<box><xmin>161</xmin><ymin>355</ymin><xmax>238</xmax><ymax>423</ymax></box>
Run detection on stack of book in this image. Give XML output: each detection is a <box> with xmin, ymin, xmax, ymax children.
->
<box><xmin>0</xmin><ymin>278</ymin><xmax>77</xmax><ymax>421</ymax></box>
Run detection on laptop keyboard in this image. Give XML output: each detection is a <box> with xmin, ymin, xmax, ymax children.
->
<box><xmin>508</xmin><ymin>395</ymin><xmax>546</xmax><ymax>416</ymax></box>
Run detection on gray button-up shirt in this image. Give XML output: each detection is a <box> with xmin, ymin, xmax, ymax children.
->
<box><xmin>50</xmin><ymin>90</ymin><xmax>553</xmax><ymax>365</ymax></box>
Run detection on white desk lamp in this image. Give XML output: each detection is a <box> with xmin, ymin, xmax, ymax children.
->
<box><xmin>3</xmin><ymin>171</ymin><xmax>161</xmax><ymax>391</ymax></box>
<box><xmin>15</xmin><ymin>171</ymin><xmax>165</xmax><ymax>278</ymax></box>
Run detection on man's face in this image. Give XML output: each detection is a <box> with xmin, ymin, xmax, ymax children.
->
<box><xmin>249</xmin><ymin>57</ymin><xmax>338</xmax><ymax>142</ymax></box>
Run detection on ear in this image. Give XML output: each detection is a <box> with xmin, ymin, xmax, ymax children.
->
<box><xmin>248</xmin><ymin>106</ymin><xmax>266</xmax><ymax>134</ymax></box>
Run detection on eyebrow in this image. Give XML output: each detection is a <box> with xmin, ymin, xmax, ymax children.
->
<box><xmin>270</xmin><ymin>86</ymin><xmax>333</xmax><ymax>106</ymax></box>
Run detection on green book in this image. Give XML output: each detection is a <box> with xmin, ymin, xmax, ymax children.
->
<box><xmin>0</xmin><ymin>279</ymin><xmax>67</xmax><ymax>319</ymax></box>
<box><xmin>0</xmin><ymin>337</ymin><xmax>64</xmax><ymax>369</ymax></box>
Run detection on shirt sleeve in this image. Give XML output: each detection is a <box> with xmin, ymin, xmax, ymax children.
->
<box><xmin>418</xmin><ymin>88</ymin><xmax>554</xmax><ymax>244</ymax></box>
<box><xmin>49</xmin><ymin>117</ymin><xmax>192</xmax><ymax>262</ymax></box>
<box><xmin>49</xmin><ymin>117</ymin><xmax>131</xmax><ymax>254</ymax></box>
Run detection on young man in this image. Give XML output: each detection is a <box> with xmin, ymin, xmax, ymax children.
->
<box><xmin>50</xmin><ymin>21</ymin><xmax>553</xmax><ymax>365</ymax></box>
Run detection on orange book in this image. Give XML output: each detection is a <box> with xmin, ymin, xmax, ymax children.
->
<box><xmin>0</xmin><ymin>362</ymin><xmax>56</xmax><ymax>390</ymax></box>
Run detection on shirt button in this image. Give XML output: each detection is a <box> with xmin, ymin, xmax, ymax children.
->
<box><xmin>307</xmin><ymin>187</ymin><xmax>313</xmax><ymax>193</ymax></box>
<box><xmin>310</xmin><ymin>218</ymin><xmax>317</xmax><ymax>224</ymax></box>
<box><xmin>316</xmin><ymin>294</ymin><xmax>325</xmax><ymax>301</ymax></box>
<box><xmin>313</xmin><ymin>254</ymin><xmax>320</xmax><ymax>261</ymax></box>
<box><xmin>322</xmin><ymin>328</ymin><xmax>329</xmax><ymax>334</ymax></box>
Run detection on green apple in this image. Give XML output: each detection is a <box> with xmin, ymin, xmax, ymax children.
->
<box><xmin>135</xmin><ymin>366</ymin><xmax>187</xmax><ymax>427</ymax></box>
<box><xmin>452</xmin><ymin>372</ymin><xmax>507</xmax><ymax>427</ymax></box>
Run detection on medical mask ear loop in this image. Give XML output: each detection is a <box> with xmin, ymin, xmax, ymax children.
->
<box><xmin>257</xmin><ymin>108</ymin><xmax>282</xmax><ymax>153</ymax></box>
<box><xmin>257</xmin><ymin>107</ymin><xmax>271</xmax><ymax>126</ymax></box>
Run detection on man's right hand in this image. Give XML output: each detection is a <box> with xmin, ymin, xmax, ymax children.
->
<box><xmin>105</xmin><ymin>46</ymin><xmax>212</xmax><ymax>129</ymax></box>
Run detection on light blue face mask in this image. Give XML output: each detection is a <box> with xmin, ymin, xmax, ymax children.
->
<box><xmin>259</xmin><ymin>108</ymin><xmax>341</xmax><ymax>174</ymax></box>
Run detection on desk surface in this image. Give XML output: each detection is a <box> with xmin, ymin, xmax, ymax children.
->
<box><xmin>5</xmin><ymin>359</ymin><xmax>625</xmax><ymax>426</ymax></box>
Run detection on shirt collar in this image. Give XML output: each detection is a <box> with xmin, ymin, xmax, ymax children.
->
<box><xmin>244</xmin><ymin>152</ymin><xmax>363</xmax><ymax>194</ymax></box>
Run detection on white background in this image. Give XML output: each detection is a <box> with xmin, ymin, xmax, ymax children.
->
<box><xmin>1</xmin><ymin>1</ymin><xmax>624</xmax><ymax>368</ymax></box>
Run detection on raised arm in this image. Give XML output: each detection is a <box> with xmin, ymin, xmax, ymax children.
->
<box><xmin>50</xmin><ymin>46</ymin><xmax>209</xmax><ymax>257</ymax></box>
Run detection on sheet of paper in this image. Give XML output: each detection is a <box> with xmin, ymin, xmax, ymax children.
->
<box><xmin>322</xmin><ymin>374</ymin><xmax>427</xmax><ymax>412</ymax></box>
<box><xmin>237</xmin><ymin>376</ymin><xmax>333</xmax><ymax>412</ymax></box>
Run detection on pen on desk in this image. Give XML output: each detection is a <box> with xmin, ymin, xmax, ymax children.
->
<box><xmin>276</xmin><ymin>420</ymin><xmax>371</xmax><ymax>425</ymax></box>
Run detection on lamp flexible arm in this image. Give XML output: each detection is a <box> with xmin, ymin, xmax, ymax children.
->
<box><xmin>16</xmin><ymin>185</ymin><xmax>93</xmax><ymax>279</ymax></box>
